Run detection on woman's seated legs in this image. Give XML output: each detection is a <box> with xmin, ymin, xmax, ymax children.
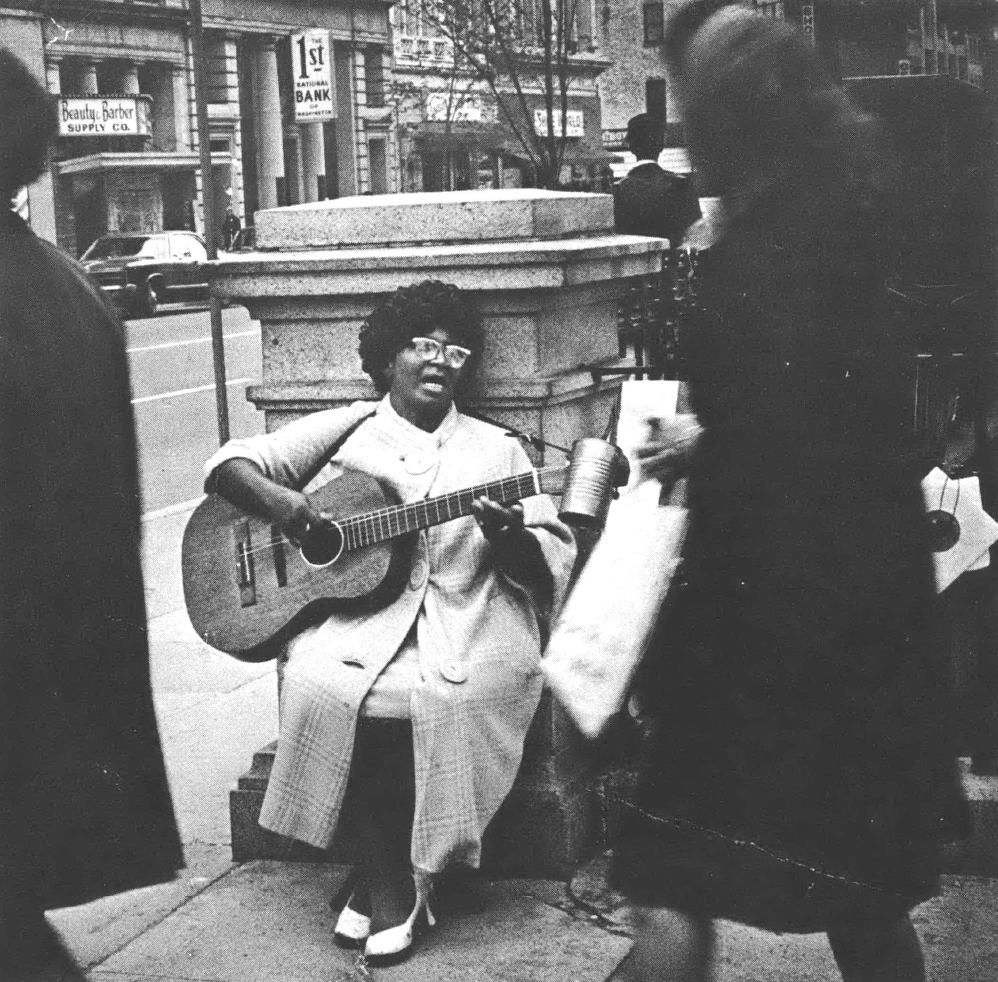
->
<box><xmin>339</xmin><ymin>718</ymin><xmax>417</xmax><ymax>933</ymax></box>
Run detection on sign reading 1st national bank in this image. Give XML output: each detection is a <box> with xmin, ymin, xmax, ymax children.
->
<box><xmin>291</xmin><ymin>30</ymin><xmax>336</xmax><ymax>122</ymax></box>
<box><xmin>59</xmin><ymin>97</ymin><xmax>151</xmax><ymax>137</ymax></box>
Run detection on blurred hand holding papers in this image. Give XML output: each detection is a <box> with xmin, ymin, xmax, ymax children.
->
<box><xmin>543</xmin><ymin>381</ymin><xmax>698</xmax><ymax>740</ymax></box>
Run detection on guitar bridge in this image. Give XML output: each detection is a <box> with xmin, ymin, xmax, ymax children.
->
<box><xmin>270</xmin><ymin>525</ymin><xmax>288</xmax><ymax>587</ymax></box>
<box><xmin>234</xmin><ymin>521</ymin><xmax>257</xmax><ymax>608</ymax></box>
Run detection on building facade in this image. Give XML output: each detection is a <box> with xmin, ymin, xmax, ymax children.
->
<box><xmin>198</xmin><ymin>0</ymin><xmax>395</xmax><ymax>244</ymax></box>
<box><xmin>756</xmin><ymin>0</ymin><xmax>994</xmax><ymax>88</ymax></box>
<box><xmin>599</xmin><ymin>0</ymin><xmax>996</xmax><ymax>157</ymax></box>
<box><xmin>389</xmin><ymin>0</ymin><xmax>612</xmax><ymax>191</ymax></box>
<box><xmin>2</xmin><ymin>0</ymin><xmax>394</xmax><ymax>255</ymax></box>
<box><xmin>2</xmin><ymin>1</ymin><xmax>193</xmax><ymax>249</ymax></box>
<box><xmin>597</xmin><ymin>0</ymin><xmax>685</xmax><ymax>153</ymax></box>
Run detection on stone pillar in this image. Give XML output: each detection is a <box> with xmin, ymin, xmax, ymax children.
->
<box><xmin>300</xmin><ymin>122</ymin><xmax>326</xmax><ymax>202</ymax></box>
<box><xmin>351</xmin><ymin>48</ymin><xmax>370</xmax><ymax>194</ymax></box>
<box><xmin>172</xmin><ymin>63</ymin><xmax>191</xmax><ymax>151</ymax></box>
<box><xmin>119</xmin><ymin>61</ymin><xmax>140</xmax><ymax>96</ymax></box>
<box><xmin>45</xmin><ymin>57</ymin><xmax>61</xmax><ymax>95</ymax></box>
<box><xmin>213</xmin><ymin>190</ymin><xmax>667</xmax><ymax>877</ymax></box>
<box><xmin>79</xmin><ymin>61</ymin><xmax>98</xmax><ymax>95</ymax></box>
<box><xmin>254</xmin><ymin>38</ymin><xmax>285</xmax><ymax>210</ymax></box>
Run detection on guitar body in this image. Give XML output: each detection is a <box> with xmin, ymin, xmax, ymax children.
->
<box><xmin>182</xmin><ymin>469</ymin><xmax>413</xmax><ymax>661</ymax></box>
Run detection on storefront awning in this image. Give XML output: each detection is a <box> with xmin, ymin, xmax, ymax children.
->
<box><xmin>412</xmin><ymin>121</ymin><xmax>507</xmax><ymax>148</ymax></box>
<box><xmin>54</xmin><ymin>151</ymin><xmax>231</xmax><ymax>176</ymax></box>
<box><xmin>414</xmin><ymin>121</ymin><xmax>613</xmax><ymax>162</ymax></box>
<box><xmin>498</xmin><ymin>139</ymin><xmax>614</xmax><ymax>166</ymax></box>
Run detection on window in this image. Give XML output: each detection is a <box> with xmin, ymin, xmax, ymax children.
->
<box><xmin>643</xmin><ymin>3</ymin><xmax>664</xmax><ymax>45</ymax></box>
<box><xmin>646</xmin><ymin>79</ymin><xmax>666</xmax><ymax>134</ymax></box>
<box><xmin>364</xmin><ymin>47</ymin><xmax>385</xmax><ymax>108</ymax></box>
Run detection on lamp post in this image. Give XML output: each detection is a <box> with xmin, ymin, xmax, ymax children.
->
<box><xmin>189</xmin><ymin>0</ymin><xmax>230</xmax><ymax>446</ymax></box>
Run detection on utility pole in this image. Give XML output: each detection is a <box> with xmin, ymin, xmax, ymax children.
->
<box><xmin>189</xmin><ymin>0</ymin><xmax>230</xmax><ymax>446</ymax></box>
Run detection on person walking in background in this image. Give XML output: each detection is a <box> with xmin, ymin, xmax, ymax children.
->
<box><xmin>203</xmin><ymin>280</ymin><xmax>576</xmax><ymax>962</ymax></box>
<box><xmin>0</xmin><ymin>49</ymin><xmax>182</xmax><ymax>982</ymax></box>
<box><xmin>613</xmin><ymin>113</ymin><xmax>701</xmax><ymax>246</ymax></box>
<box><xmin>613</xmin><ymin>112</ymin><xmax>702</xmax><ymax>375</ymax></box>
<box><xmin>609</xmin><ymin>5</ymin><xmax>967</xmax><ymax>981</ymax></box>
<box><xmin>221</xmin><ymin>204</ymin><xmax>241</xmax><ymax>251</ymax></box>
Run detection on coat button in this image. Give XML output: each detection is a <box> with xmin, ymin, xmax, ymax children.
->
<box><xmin>440</xmin><ymin>660</ymin><xmax>467</xmax><ymax>684</ymax></box>
<box><xmin>409</xmin><ymin>561</ymin><xmax>427</xmax><ymax>590</ymax></box>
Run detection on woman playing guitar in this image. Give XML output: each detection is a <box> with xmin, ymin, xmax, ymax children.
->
<box><xmin>203</xmin><ymin>280</ymin><xmax>576</xmax><ymax>962</ymax></box>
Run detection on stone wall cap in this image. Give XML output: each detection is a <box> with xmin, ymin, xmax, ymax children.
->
<box><xmin>212</xmin><ymin>233</ymin><xmax>666</xmax><ymax>275</ymax></box>
<box><xmin>253</xmin><ymin>189</ymin><xmax>616</xmax><ymax>250</ymax></box>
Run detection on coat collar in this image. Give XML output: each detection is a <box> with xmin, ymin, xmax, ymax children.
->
<box><xmin>378</xmin><ymin>394</ymin><xmax>460</xmax><ymax>449</ymax></box>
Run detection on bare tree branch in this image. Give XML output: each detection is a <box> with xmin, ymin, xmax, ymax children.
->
<box><xmin>407</xmin><ymin>0</ymin><xmax>590</xmax><ymax>187</ymax></box>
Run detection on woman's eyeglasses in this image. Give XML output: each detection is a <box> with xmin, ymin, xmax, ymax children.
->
<box><xmin>409</xmin><ymin>337</ymin><xmax>472</xmax><ymax>369</ymax></box>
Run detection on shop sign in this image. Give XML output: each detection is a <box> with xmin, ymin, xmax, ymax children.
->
<box><xmin>533</xmin><ymin>108</ymin><xmax>584</xmax><ymax>138</ymax></box>
<box><xmin>59</xmin><ymin>97</ymin><xmax>149</xmax><ymax>137</ymax></box>
<box><xmin>291</xmin><ymin>30</ymin><xmax>336</xmax><ymax>121</ymax></box>
<box><xmin>426</xmin><ymin>92</ymin><xmax>484</xmax><ymax>123</ymax></box>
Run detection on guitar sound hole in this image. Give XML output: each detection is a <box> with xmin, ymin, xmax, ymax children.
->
<box><xmin>300</xmin><ymin>523</ymin><xmax>344</xmax><ymax>568</ymax></box>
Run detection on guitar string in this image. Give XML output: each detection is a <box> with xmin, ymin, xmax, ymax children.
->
<box><xmin>230</xmin><ymin>472</ymin><xmax>540</xmax><ymax>560</ymax></box>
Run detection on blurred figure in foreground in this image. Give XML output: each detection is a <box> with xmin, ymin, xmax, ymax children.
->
<box><xmin>0</xmin><ymin>49</ymin><xmax>182</xmax><ymax>982</ymax></box>
<box><xmin>610</xmin><ymin>5</ymin><xmax>967</xmax><ymax>981</ymax></box>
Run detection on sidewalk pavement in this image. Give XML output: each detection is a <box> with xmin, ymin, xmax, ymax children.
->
<box><xmin>43</xmin><ymin>503</ymin><xmax>998</xmax><ymax>981</ymax></box>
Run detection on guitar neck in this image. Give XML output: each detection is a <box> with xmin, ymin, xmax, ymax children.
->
<box><xmin>339</xmin><ymin>469</ymin><xmax>546</xmax><ymax>551</ymax></box>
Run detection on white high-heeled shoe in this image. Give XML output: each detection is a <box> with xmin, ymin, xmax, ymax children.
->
<box><xmin>363</xmin><ymin>870</ymin><xmax>436</xmax><ymax>960</ymax></box>
<box><xmin>333</xmin><ymin>891</ymin><xmax>371</xmax><ymax>943</ymax></box>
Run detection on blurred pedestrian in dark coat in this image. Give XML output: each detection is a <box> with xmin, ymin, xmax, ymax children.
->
<box><xmin>610</xmin><ymin>6</ymin><xmax>967</xmax><ymax>981</ymax></box>
<box><xmin>0</xmin><ymin>49</ymin><xmax>182</xmax><ymax>982</ymax></box>
<box><xmin>221</xmin><ymin>205</ymin><xmax>241</xmax><ymax>251</ymax></box>
<box><xmin>613</xmin><ymin>113</ymin><xmax>701</xmax><ymax>246</ymax></box>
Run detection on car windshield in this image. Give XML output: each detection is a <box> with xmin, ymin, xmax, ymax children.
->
<box><xmin>82</xmin><ymin>236</ymin><xmax>166</xmax><ymax>260</ymax></box>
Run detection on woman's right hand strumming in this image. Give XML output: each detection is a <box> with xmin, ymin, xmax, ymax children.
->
<box><xmin>212</xmin><ymin>457</ymin><xmax>330</xmax><ymax>547</ymax></box>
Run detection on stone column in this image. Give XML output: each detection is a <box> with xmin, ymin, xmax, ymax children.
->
<box><xmin>351</xmin><ymin>48</ymin><xmax>370</xmax><ymax>193</ymax></box>
<box><xmin>45</xmin><ymin>56</ymin><xmax>61</xmax><ymax>95</ymax></box>
<box><xmin>172</xmin><ymin>63</ymin><xmax>191</xmax><ymax>151</ymax></box>
<box><xmin>300</xmin><ymin>122</ymin><xmax>326</xmax><ymax>202</ymax></box>
<box><xmin>119</xmin><ymin>61</ymin><xmax>140</xmax><ymax>95</ymax></box>
<box><xmin>254</xmin><ymin>38</ymin><xmax>285</xmax><ymax>210</ymax></box>
<box><xmin>79</xmin><ymin>61</ymin><xmax>98</xmax><ymax>95</ymax></box>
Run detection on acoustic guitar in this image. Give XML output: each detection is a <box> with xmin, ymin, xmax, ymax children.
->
<box><xmin>182</xmin><ymin>464</ymin><xmax>569</xmax><ymax>661</ymax></box>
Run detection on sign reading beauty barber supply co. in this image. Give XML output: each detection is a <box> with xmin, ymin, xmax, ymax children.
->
<box><xmin>291</xmin><ymin>30</ymin><xmax>336</xmax><ymax>122</ymax></box>
<box><xmin>60</xmin><ymin>97</ymin><xmax>149</xmax><ymax>136</ymax></box>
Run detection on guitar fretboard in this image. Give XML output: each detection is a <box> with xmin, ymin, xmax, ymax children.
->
<box><xmin>339</xmin><ymin>470</ymin><xmax>540</xmax><ymax>551</ymax></box>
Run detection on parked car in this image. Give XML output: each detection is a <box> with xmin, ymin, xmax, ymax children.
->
<box><xmin>80</xmin><ymin>231</ymin><xmax>210</xmax><ymax>317</ymax></box>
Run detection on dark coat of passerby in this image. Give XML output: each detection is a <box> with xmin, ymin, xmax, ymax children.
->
<box><xmin>610</xmin><ymin>6</ymin><xmax>967</xmax><ymax>982</ymax></box>
<box><xmin>0</xmin><ymin>49</ymin><xmax>182</xmax><ymax>982</ymax></box>
<box><xmin>221</xmin><ymin>206</ymin><xmax>241</xmax><ymax>251</ymax></box>
<box><xmin>613</xmin><ymin>113</ymin><xmax>701</xmax><ymax>247</ymax></box>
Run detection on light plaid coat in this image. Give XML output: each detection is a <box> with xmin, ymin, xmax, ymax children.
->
<box><xmin>204</xmin><ymin>399</ymin><xmax>576</xmax><ymax>872</ymax></box>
